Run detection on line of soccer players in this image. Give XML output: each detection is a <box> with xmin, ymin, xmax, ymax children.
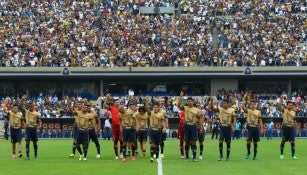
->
<box><xmin>2</xmin><ymin>93</ymin><xmax>299</xmax><ymax>162</ymax></box>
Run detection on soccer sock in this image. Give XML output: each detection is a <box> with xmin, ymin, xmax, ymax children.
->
<box><xmin>155</xmin><ymin>147</ymin><xmax>159</xmax><ymax>158</ymax></box>
<box><xmin>114</xmin><ymin>141</ymin><xmax>119</xmax><ymax>156</ymax></box>
<box><xmin>26</xmin><ymin>143</ymin><xmax>30</xmax><ymax>157</ymax></box>
<box><xmin>150</xmin><ymin>146</ymin><xmax>154</xmax><ymax>158</ymax></box>
<box><xmin>132</xmin><ymin>145</ymin><xmax>135</xmax><ymax>156</ymax></box>
<box><xmin>185</xmin><ymin>143</ymin><xmax>190</xmax><ymax>158</ymax></box>
<box><xmin>219</xmin><ymin>142</ymin><xmax>223</xmax><ymax>157</ymax></box>
<box><xmin>127</xmin><ymin>150</ymin><xmax>131</xmax><ymax>156</ymax></box>
<box><xmin>180</xmin><ymin>140</ymin><xmax>184</xmax><ymax>156</ymax></box>
<box><xmin>280</xmin><ymin>141</ymin><xmax>285</xmax><ymax>155</ymax></box>
<box><xmin>122</xmin><ymin>145</ymin><xmax>127</xmax><ymax>158</ymax></box>
<box><xmin>199</xmin><ymin>144</ymin><xmax>204</xmax><ymax>156</ymax></box>
<box><xmin>33</xmin><ymin>143</ymin><xmax>38</xmax><ymax>157</ymax></box>
<box><xmin>191</xmin><ymin>144</ymin><xmax>197</xmax><ymax>159</ymax></box>
<box><xmin>160</xmin><ymin>142</ymin><xmax>164</xmax><ymax>154</ymax></box>
<box><xmin>134</xmin><ymin>141</ymin><xmax>138</xmax><ymax>152</ymax></box>
<box><xmin>291</xmin><ymin>142</ymin><xmax>295</xmax><ymax>157</ymax></box>
<box><xmin>247</xmin><ymin>142</ymin><xmax>251</xmax><ymax>154</ymax></box>
<box><xmin>226</xmin><ymin>142</ymin><xmax>231</xmax><ymax>158</ymax></box>
<box><xmin>76</xmin><ymin>145</ymin><xmax>83</xmax><ymax>155</ymax></box>
<box><xmin>72</xmin><ymin>142</ymin><xmax>77</xmax><ymax>155</ymax></box>
<box><xmin>94</xmin><ymin>141</ymin><xmax>100</xmax><ymax>154</ymax></box>
<box><xmin>120</xmin><ymin>142</ymin><xmax>124</xmax><ymax>156</ymax></box>
<box><xmin>83</xmin><ymin>145</ymin><xmax>88</xmax><ymax>158</ymax></box>
<box><xmin>253</xmin><ymin>143</ymin><xmax>258</xmax><ymax>157</ymax></box>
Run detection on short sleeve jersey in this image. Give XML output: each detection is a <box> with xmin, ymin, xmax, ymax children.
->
<box><xmin>25</xmin><ymin>109</ymin><xmax>41</xmax><ymax>128</ymax></box>
<box><xmin>136</xmin><ymin>112</ymin><xmax>149</xmax><ymax>130</ymax></box>
<box><xmin>219</xmin><ymin>108</ymin><xmax>235</xmax><ymax>126</ymax></box>
<box><xmin>246</xmin><ymin>109</ymin><xmax>261</xmax><ymax>127</ymax></box>
<box><xmin>282</xmin><ymin>109</ymin><xmax>296</xmax><ymax>127</ymax></box>
<box><xmin>77</xmin><ymin>112</ymin><xmax>95</xmax><ymax>130</ymax></box>
<box><xmin>183</xmin><ymin>106</ymin><xmax>202</xmax><ymax>125</ymax></box>
<box><xmin>119</xmin><ymin>109</ymin><xmax>135</xmax><ymax>128</ymax></box>
<box><xmin>8</xmin><ymin>111</ymin><xmax>23</xmax><ymax>129</ymax></box>
<box><xmin>149</xmin><ymin>111</ymin><xmax>165</xmax><ymax>129</ymax></box>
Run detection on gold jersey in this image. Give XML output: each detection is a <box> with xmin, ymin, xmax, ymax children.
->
<box><xmin>219</xmin><ymin>108</ymin><xmax>235</xmax><ymax>126</ymax></box>
<box><xmin>136</xmin><ymin>112</ymin><xmax>149</xmax><ymax>130</ymax></box>
<box><xmin>183</xmin><ymin>106</ymin><xmax>202</xmax><ymax>125</ymax></box>
<box><xmin>77</xmin><ymin>112</ymin><xmax>95</xmax><ymax>131</ymax></box>
<box><xmin>74</xmin><ymin>109</ymin><xmax>83</xmax><ymax>125</ymax></box>
<box><xmin>88</xmin><ymin>111</ymin><xmax>98</xmax><ymax>129</ymax></box>
<box><xmin>246</xmin><ymin>109</ymin><xmax>261</xmax><ymax>127</ymax></box>
<box><xmin>119</xmin><ymin>109</ymin><xmax>135</xmax><ymax>129</ymax></box>
<box><xmin>149</xmin><ymin>111</ymin><xmax>165</xmax><ymax>130</ymax></box>
<box><xmin>8</xmin><ymin>111</ymin><xmax>23</xmax><ymax>129</ymax></box>
<box><xmin>282</xmin><ymin>109</ymin><xmax>296</xmax><ymax>127</ymax></box>
<box><xmin>25</xmin><ymin>110</ymin><xmax>41</xmax><ymax>128</ymax></box>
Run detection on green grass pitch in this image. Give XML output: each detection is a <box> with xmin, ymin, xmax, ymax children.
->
<box><xmin>0</xmin><ymin>136</ymin><xmax>306</xmax><ymax>175</ymax></box>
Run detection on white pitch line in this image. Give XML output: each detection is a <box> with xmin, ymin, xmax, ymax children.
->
<box><xmin>158</xmin><ymin>145</ymin><xmax>163</xmax><ymax>175</ymax></box>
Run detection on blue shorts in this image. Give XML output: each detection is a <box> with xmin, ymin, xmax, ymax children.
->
<box><xmin>10</xmin><ymin>128</ymin><xmax>22</xmax><ymax>143</ymax></box>
<box><xmin>161</xmin><ymin>132</ymin><xmax>167</xmax><ymax>141</ymax></box>
<box><xmin>184</xmin><ymin>124</ymin><xmax>198</xmax><ymax>142</ymax></box>
<box><xmin>89</xmin><ymin>128</ymin><xmax>98</xmax><ymax>142</ymax></box>
<box><xmin>73</xmin><ymin>125</ymin><xmax>78</xmax><ymax>139</ymax></box>
<box><xmin>76</xmin><ymin>130</ymin><xmax>89</xmax><ymax>145</ymax></box>
<box><xmin>219</xmin><ymin>126</ymin><xmax>231</xmax><ymax>142</ymax></box>
<box><xmin>25</xmin><ymin>127</ymin><xmax>38</xmax><ymax>142</ymax></box>
<box><xmin>138</xmin><ymin>130</ymin><xmax>148</xmax><ymax>142</ymax></box>
<box><xmin>122</xmin><ymin>128</ymin><xmax>136</xmax><ymax>142</ymax></box>
<box><xmin>282</xmin><ymin>126</ymin><xmax>295</xmax><ymax>142</ymax></box>
<box><xmin>246</xmin><ymin>126</ymin><xmax>260</xmax><ymax>142</ymax></box>
<box><xmin>149</xmin><ymin>129</ymin><xmax>162</xmax><ymax>145</ymax></box>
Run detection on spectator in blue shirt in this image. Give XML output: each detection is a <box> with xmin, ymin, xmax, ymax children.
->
<box><xmin>232</xmin><ymin>121</ymin><xmax>241</xmax><ymax>140</ymax></box>
<box><xmin>266</xmin><ymin>120</ymin><xmax>274</xmax><ymax>140</ymax></box>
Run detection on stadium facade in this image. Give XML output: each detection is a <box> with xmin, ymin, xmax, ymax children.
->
<box><xmin>0</xmin><ymin>66</ymin><xmax>306</xmax><ymax>100</ymax></box>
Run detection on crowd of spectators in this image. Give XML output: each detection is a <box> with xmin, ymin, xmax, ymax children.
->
<box><xmin>0</xmin><ymin>0</ymin><xmax>306</xmax><ymax>67</ymax></box>
<box><xmin>0</xmin><ymin>87</ymin><xmax>306</xmax><ymax>120</ymax></box>
<box><xmin>1</xmin><ymin>88</ymin><xmax>307</xmax><ymax>138</ymax></box>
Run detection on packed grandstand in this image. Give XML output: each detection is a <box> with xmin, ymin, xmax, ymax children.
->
<box><xmin>0</xmin><ymin>0</ymin><xmax>306</xmax><ymax>67</ymax></box>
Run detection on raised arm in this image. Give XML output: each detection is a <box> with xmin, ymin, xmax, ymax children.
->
<box><xmin>103</xmin><ymin>93</ymin><xmax>111</xmax><ymax>109</ymax></box>
<box><xmin>67</xmin><ymin>99</ymin><xmax>77</xmax><ymax>115</ymax></box>
<box><xmin>178</xmin><ymin>90</ymin><xmax>184</xmax><ymax>110</ymax></box>
<box><xmin>278</xmin><ymin>96</ymin><xmax>285</xmax><ymax>112</ymax></box>
<box><xmin>37</xmin><ymin>117</ymin><xmax>42</xmax><ymax>129</ymax></box>
<box><xmin>2</xmin><ymin>100</ymin><xmax>9</xmax><ymax>114</ymax></box>
<box><xmin>19</xmin><ymin>95</ymin><xmax>27</xmax><ymax>112</ymax></box>
<box><xmin>198</xmin><ymin>111</ymin><xmax>205</xmax><ymax>132</ymax></box>
<box><xmin>96</xmin><ymin>112</ymin><xmax>101</xmax><ymax>131</ymax></box>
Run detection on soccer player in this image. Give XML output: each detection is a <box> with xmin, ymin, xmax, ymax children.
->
<box><xmin>87</xmin><ymin>102</ymin><xmax>101</xmax><ymax>159</ymax></box>
<box><xmin>20</xmin><ymin>95</ymin><xmax>42</xmax><ymax>160</ymax></box>
<box><xmin>178</xmin><ymin>91</ymin><xmax>204</xmax><ymax>162</ymax></box>
<box><xmin>148</xmin><ymin>102</ymin><xmax>166</xmax><ymax>162</ymax></box>
<box><xmin>242</xmin><ymin>99</ymin><xmax>264</xmax><ymax>160</ymax></box>
<box><xmin>68</xmin><ymin>102</ymin><xmax>97</xmax><ymax>161</ymax></box>
<box><xmin>177</xmin><ymin>110</ymin><xmax>185</xmax><ymax>159</ymax></box>
<box><xmin>159</xmin><ymin>102</ymin><xmax>168</xmax><ymax>158</ymax></box>
<box><xmin>2</xmin><ymin>103</ymin><xmax>24</xmax><ymax>158</ymax></box>
<box><xmin>135</xmin><ymin>105</ymin><xmax>150</xmax><ymax>157</ymax></box>
<box><xmin>279</xmin><ymin>99</ymin><xmax>298</xmax><ymax>160</ymax></box>
<box><xmin>69</xmin><ymin>100</ymin><xmax>83</xmax><ymax>158</ymax></box>
<box><xmin>126</xmin><ymin>102</ymin><xmax>138</xmax><ymax>157</ymax></box>
<box><xmin>118</xmin><ymin>105</ymin><xmax>138</xmax><ymax>162</ymax></box>
<box><xmin>212</xmin><ymin>98</ymin><xmax>236</xmax><ymax>161</ymax></box>
<box><xmin>103</xmin><ymin>94</ymin><xmax>123</xmax><ymax>159</ymax></box>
